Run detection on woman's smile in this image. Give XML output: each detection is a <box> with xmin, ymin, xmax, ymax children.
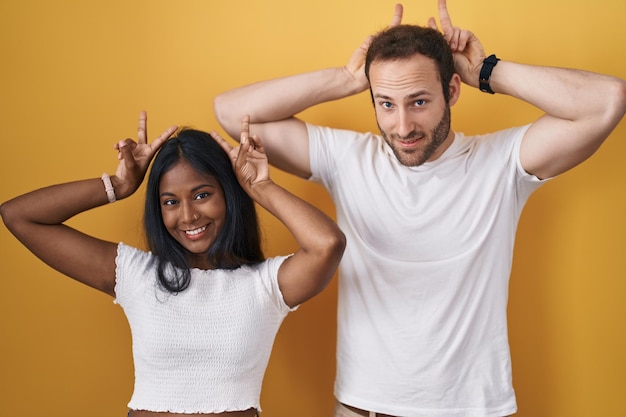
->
<box><xmin>184</xmin><ymin>225</ymin><xmax>208</xmax><ymax>238</ymax></box>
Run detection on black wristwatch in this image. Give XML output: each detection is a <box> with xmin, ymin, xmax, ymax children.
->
<box><xmin>479</xmin><ymin>54</ymin><xmax>500</xmax><ymax>94</ymax></box>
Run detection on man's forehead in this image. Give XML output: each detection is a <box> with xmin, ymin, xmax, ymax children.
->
<box><xmin>369</xmin><ymin>59</ymin><xmax>440</xmax><ymax>96</ymax></box>
<box><xmin>369</xmin><ymin>56</ymin><xmax>439</xmax><ymax>81</ymax></box>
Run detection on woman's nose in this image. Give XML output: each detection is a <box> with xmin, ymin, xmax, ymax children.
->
<box><xmin>181</xmin><ymin>202</ymin><xmax>198</xmax><ymax>223</ymax></box>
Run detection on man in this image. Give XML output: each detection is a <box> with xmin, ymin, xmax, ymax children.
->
<box><xmin>213</xmin><ymin>1</ymin><xmax>626</xmax><ymax>416</ymax></box>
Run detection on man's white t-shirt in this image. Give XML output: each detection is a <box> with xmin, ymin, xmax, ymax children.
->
<box><xmin>308</xmin><ymin>123</ymin><xmax>544</xmax><ymax>417</ymax></box>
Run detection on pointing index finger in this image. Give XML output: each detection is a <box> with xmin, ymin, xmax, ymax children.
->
<box><xmin>437</xmin><ymin>0</ymin><xmax>454</xmax><ymax>38</ymax></box>
<box><xmin>151</xmin><ymin>125</ymin><xmax>178</xmax><ymax>150</ymax></box>
<box><xmin>390</xmin><ymin>3</ymin><xmax>403</xmax><ymax>27</ymax></box>
<box><xmin>240</xmin><ymin>115</ymin><xmax>250</xmax><ymax>145</ymax></box>
<box><xmin>137</xmin><ymin>110</ymin><xmax>148</xmax><ymax>145</ymax></box>
<box><xmin>210</xmin><ymin>131</ymin><xmax>234</xmax><ymax>155</ymax></box>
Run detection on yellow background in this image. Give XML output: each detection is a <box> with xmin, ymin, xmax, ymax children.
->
<box><xmin>1</xmin><ymin>1</ymin><xmax>625</xmax><ymax>416</ymax></box>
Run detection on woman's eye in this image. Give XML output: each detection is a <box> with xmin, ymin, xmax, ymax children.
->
<box><xmin>162</xmin><ymin>199</ymin><xmax>177</xmax><ymax>206</ymax></box>
<box><xmin>195</xmin><ymin>192</ymin><xmax>211</xmax><ymax>201</ymax></box>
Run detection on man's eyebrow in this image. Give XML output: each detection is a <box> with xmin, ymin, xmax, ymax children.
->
<box><xmin>373</xmin><ymin>90</ymin><xmax>430</xmax><ymax>101</ymax></box>
<box><xmin>373</xmin><ymin>92</ymin><xmax>393</xmax><ymax>100</ymax></box>
<box><xmin>406</xmin><ymin>90</ymin><xmax>429</xmax><ymax>99</ymax></box>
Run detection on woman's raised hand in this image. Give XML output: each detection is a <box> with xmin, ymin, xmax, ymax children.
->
<box><xmin>112</xmin><ymin>111</ymin><xmax>178</xmax><ymax>199</ymax></box>
<box><xmin>211</xmin><ymin>115</ymin><xmax>271</xmax><ymax>192</ymax></box>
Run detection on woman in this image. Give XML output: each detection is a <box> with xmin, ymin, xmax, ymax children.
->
<box><xmin>0</xmin><ymin>112</ymin><xmax>346</xmax><ymax>416</ymax></box>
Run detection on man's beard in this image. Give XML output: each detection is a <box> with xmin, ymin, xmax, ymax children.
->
<box><xmin>379</xmin><ymin>105</ymin><xmax>451</xmax><ymax>167</ymax></box>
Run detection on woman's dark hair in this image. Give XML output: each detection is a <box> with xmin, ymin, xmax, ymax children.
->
<box><xmin>365</xmin><ymin>25</ymin><xmax>456</xmax><ymax>103</ymax></box>
<box><xmin>144</xmin><ymin>128</ymin><xmax>264</xmax><ymax>293</ymax></box>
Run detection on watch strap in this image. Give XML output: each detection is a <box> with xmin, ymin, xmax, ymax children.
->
<box><xmin>479</xmin><ymin>54</ymin><xmax>500</xmax><ymax>94</ymax></box>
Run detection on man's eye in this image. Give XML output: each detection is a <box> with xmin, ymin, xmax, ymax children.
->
<box><xmin>415</xmin><ymin>99</ymin><xmax>426</xmax><ymax>106</ymax></box>
<box><xmin>381</xmin><ymin>102</ymin><xmax>393</xmax><ymax>109</ymax></box>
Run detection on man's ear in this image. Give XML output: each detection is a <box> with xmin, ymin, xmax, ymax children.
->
<box><xmin>448</xmin><ymin>73</ymin><xmax>462</xmax><ymax>106</ymax></box>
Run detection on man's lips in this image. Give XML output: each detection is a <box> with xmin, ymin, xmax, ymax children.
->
<box><xmin>396</xmin><ymin>136</ymin><xmax>423</xmax><ymax>147</ymax></box>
